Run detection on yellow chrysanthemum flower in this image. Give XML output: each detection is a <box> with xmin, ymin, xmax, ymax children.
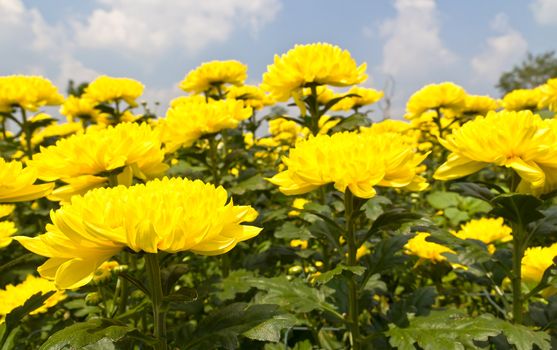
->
<box><xmin>0</xmin><ymin>158</ymin><xmax>54</xmax><ymax>202</ymax></box>
<box><xmin>288</xmin><ymin>198</ymin><xmax>310</xmax><ymax>216</ymax></box>
<box><xmin>451</xmin><ymin>217</ymin><xmax>512</xmax><ymax>253</ymax></box>
<box><xmin>269</xmin><ymin>118</ymin><xmax>302</xmax><ymax>142</ymax></box>
<box><xmin>405</xmin><ymin>82</ymin><xmax>467</xmax><ymax>119</ymax></box>
<box><xmin>356</xmin><ymin>244</ymin><xmax>370</xmax><ymax>261</ymax></box>
<box><xmin>0</xmin><ymin>275</ymin><xmax>66</xmax><ymax>322</ymax></box>
<box><xmin>0</xmin><ymin>221</ymin><xmax>16</xmax><ymax>248</ymax></box>
<box><xmin>262</xmin><ymin>43</ymin><xmax>367</xmax><ymax>101</ymax></box>
<box><xmin>159</xmin><ymin>96</ymin><xmax>252</xmax><ymax>152</ymax></box>
<box><xmin>0</xmin><ymin>75</ymin><xmax>63</xmax><ymax>112</ymax></box>
<box><xmin>331</xmin><ymin>86</ymin><xmax>384</xmax><ymax>111</ymax></box>
<box><xmin>28</xmin><ymin>122</ymin><xmax>168</xmax><ymax>201</ymax></box>
<box><xmin>502</xmin><ymin>88</ymin><xmax>541</xmax><ymax>111</ymax></box>
<box><xmin>459</xmin><ymin>95</ymin><xmax>500</xmax><ymax>115</ymax></box>
<box><xmin>15</xmin><ymin>177</ymin><xmax>261</xmax><ymax>289</ymax></box>
<box><xmin>404</xmin><ymin>232</ymin><xmax>455</xmax><ymax>262</ymax></box>
<box><xmin>290</xmin><ymin>239</ymin><xmax>308</xmax><ymax>249</ymax></box>
<box><xmin>27</xmin><ymin>120</ymin><xmax>83</xmax><ymax>147</ymax></box>
<box><xmin>0</xmin><ymin>204</ymin><xmax>15</xmax><ymax>218</ymax></box>
<box><xmin>538</xmin><ymin>78</ymin><xmax>557</xmax><ymax>111</ymax></box>
<box><xmin>434</xmin><ymin>110</ymin><xmax>557</xmax><ymax>195</ymax></box>
<box><xmin>60</xmin><ymin>95</ymin><xmax>105</xmax><ymax>123</ymax></box>
<box><xmin>180</xmin><ymin>60</ymin><xmax>247</xmax><ymax>94</ymax></box>
<box><xmin>82</xmin><ymin>76</ymin><xmax>144</xmax><ymax>107</ymax></box>
<box><xmin>92</xmin><ymin>261</ymin><xmax>120</xmax><ymax>283</ymax></box>
<box><xmin>226</xmin><ymin>85</ymin><xmax>273</xmax><ymax>110</ymax></box>
<box><xmin>268</xmin><ymin>131</ymin><xmax>428</xmax><ymax>198</ymax></box>
<box><xmin>361</xmin><ymin>120</ymin><xmax>421</xmax><ymax>147</ymax></box>
<box><xmin>522</xmin><ymin>243</ymin><xmax>557</xmax><ymax>283</ymax></box>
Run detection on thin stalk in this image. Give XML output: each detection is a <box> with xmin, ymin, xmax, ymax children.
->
<box><xmin>309</xmin><ymin>85</ymin><xmax>321</xmax><ymax>136</ymax></box>
<box><xmin>20</xmin><ymin>108</ymin><xmax>33</xmax><ymax>158</ymax></box>
<box><xmin>209</xmin><ymin>136</ymin><xmax>221</xmax><ymax>185</ymax></box>
<box><xmin>344</xmin><ymin>189</ymin><xmax>361</xmax><ymax>350</ymax></box>
<box><xmin>511</xmin><ymin>222</ymin><xmax>525</xmax><ymax>324</ymax></box>
<box><xmin>145</xmin><ymin>253</ymin><xmax>167</xmax><ymax>350</ymax></box>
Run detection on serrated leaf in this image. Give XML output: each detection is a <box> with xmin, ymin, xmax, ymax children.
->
<box><xmin>216</xmin><ymin>269</ymin><xmax>257</xmax><ymax>301</ymax></box>
<box><xmin>365</xmin><ymin>208</ymin><xmax>422</xmax><ymax>242</ymax></box>
<box><xmin>2</xmin><ymin>291</ymin><xmax>54</xmax><ymax>345</ymax></box>
<box><xmin>313</xmin><ymin>264</ymin><xmax>366</xmax><ymax>285</ymax></box>
<box><xmin>387</xmin><ymin>310</ymin><xmax>550</xmax><ymax>350</ymax></box>
<box><xmin>243</xmin><ymin>313</ymin><xmax>298</xmax><ymax>342</ymax></box>
<box><xmin>186</xmin><ymin>303</ymin><xmax>287</xmax><ymax>350</ymax></box>
<box><xmin>444</xmin><ymin>207</ymin><xmax>469</xmax><ymax>226</ymax></box>
<box><xmin>39</xmin><ymin>319</ymin><xmax>155</xmax><ymax>350</ymax></box>
<box><xmin>274</xmin><ymin>221</ymin><xmax>312</xmax><ymax>240</ymax></box>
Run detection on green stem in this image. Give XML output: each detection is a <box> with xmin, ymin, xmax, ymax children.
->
<box><xmin>145</xmin><ymin>253</ymin><xmax>167</xmax><ymax>350</ymax></box>
<box><xmin>20</xmin><ymin>108</ymin><xmax>33</xmax><ymax>158</ymax></box>
<box><xmin>511</xmin><ymin>222</ymin><xmax>525</xmax><ymax>324</ymax></box>
<box><xmin>344</xmin><ymin>189</ymin><xmax>361</xmax><ymax>350</ymax></box>
<box><xmin>209</xmin><ymin>136</ymin><xmax>221</xmax><ymax>185</ymax></box>
<box><xmin>309</xmin><ymin>85</ymin><xmax>321</xmax><ymax>136</ymax></box>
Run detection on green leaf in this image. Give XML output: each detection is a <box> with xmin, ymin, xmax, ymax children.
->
<box><xmin>39</xmin><ymin>319</ymin><xmax>155</xmax><ymax>350</ymax></box>
<box><xmin>251</xmin><ymin>276</ymin><xmax>338</xmax><ymax>316</ymax></box>
<box><xmin>274</xmin><ymin>221</ymin><xmax>312</xmax><ymax>240</ymax></box>
<box><xmin>426</xmin><ymin>191</ymin><xmax>461</xmax><ymax>209</ymax></box>
<box><xmin>243</xmin><ymin>313</ymin><xmax>298</xmax><ymax>342</ymax></box>
<box><xmin>186</xmin><ymin>303</ymin><xmax>290</xmax><ymax>349</ymax></box>
<box><xmin>330</xmin><ymin>113</ymin><xmax>370</xmax><ymax>131</ymax></box>
<box><xmin>313</xmin><ymin>264</ymin><xmax>366</xmax><ymax>285</ymax></box>
<box><xmin>444</xmin><ymin>207</ymin><xmax>469</xmax><ymax>226</ymax></box>
<box><xmin>450</xmin><ymin>182</ymin><xmax>496</xmax><ymax>202</ymax></box>
<box><xmin>364</xmin><ymin>235</ymin><xmax>410</xmax><ymax>276</ymax></box>
<box><xmin>229</xmin><ymin>174</ymin><xmax>270</xmax><ymax>195</ymax></box>
<box><xmin>387</xmin><ymin>287</ymin><xmax>437</xmax><ymax>327</ymax></box>
<box><xmin>216</xmin><ymin>269</ymin><xmax>257</xmax><ymax>301</ymax></box>
<box><xmin>364</xmin><ymin>208</ymin><xmax>422</xmax><ymax>243</ymax></box>
<box><xmin>387</xmin><ymin>310</ymin><xmax>550</xmax><ymax>350</ymax></box>
<box><xmin>491</xmin><ymin>193</ymin><xmax>544</xmax><ymax>225</ymax></box>
<box><xmin>363</xmin><ymin>195</ymin><xmax>391</xmax><ymax>221</ymax></box>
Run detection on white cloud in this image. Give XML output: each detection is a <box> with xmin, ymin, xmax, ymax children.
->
<box><xmin>379</xmin><ymin>0</ymin><xmax>456</xmax><ymax>79</ymax></box>
<box><xmin>471</xmin><ymin>13</ymin><xmax>528</xmax><ymax>83</ymax></box>
<box><xmin>0</xmin><ymin>0</ymin><xmax>24</xmax><ymax>24</ymax></box>
<box><xmin>73</xmin><ymin>0</ymin><xmax>282</xmax><ymax>54</ymax></box>
<box><xmin>531</xmin><ymin>0</ymin><xmax>557</xmax><ymax>26</ymax></box>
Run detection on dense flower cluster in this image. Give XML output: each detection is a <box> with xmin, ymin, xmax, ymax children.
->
<box><xmin>159</xmin><ymin>95</ymin><xmax>252</xmax><ymax>151</ymax></box>
<box><xmin>262</xmin><ymin>43</ymin><xmax>367</xmax><ymax>101</ymax></box>
<box><xmin>434</xmin><ymin>110</ymin><xmax>557</xmax><ymax>195</ymax></box>
<box><xmin>29</xmin><ymin>122</ymin><xmax>167</xmax><ymax>201</ymax></box>
<box><xmin>82</xmin><ymin>76</ymin><xmax>144</xmax><ymax>107</ymax></box>
<box><xmin>16</xmin><ymin>177</ymin><xmax>261</xmax><ymax>289</ymax></box>
<box><xmin>180</xmin><ymin>60</ymin><xmax>247</xmax><ymax>94</ymax></box>
<box><xmin>268</xmin><ymin>130</ymin><xmax>428</xmax><ymax>198</ymax></box>
<box><xmin>0</xmin><ymin>76</ymin><xmax>63</xmax><ymax>112</ymax></box>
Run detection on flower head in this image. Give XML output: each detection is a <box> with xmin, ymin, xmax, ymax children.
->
<box><xmin>459</xmin><ymin>95</ymin><xmax>499</xmax><ymax>115</ymax></box>
<box><xmin>180</xmin><ymin>60</ymin><xmax>247</xmax><ymax>94</ymax></box>
<box><xmin>451</xmin><ymin>217</ymin><xmax>511</xmax><ymax>253</ymax></box>
<box><xmin>502</xmin><ymin>88</ymin><xmax>541</xmax><ymax>111</ymax></box>
<box><xmin>28</xmin><ymin>122</ymin><xmax>167</xmax><ymax>201</ymax></box>
<box><xmin>404</xmin><ymin>232</ymin><xmax>455</xmax><ymax>262</ymax></box>
<box><xmin>60</xmin><ymin>96</ymin><xmax>105</xmax><ymax>123</ymax></box>
<box><xmin>0</xmin><ymin>75</ymin><xmax>63</xmax><ymax>112</ymax></box>
<box><xmin>0</xmin><ymin>275</ymin><xmax>66</xmax><ymax>322</ymax></box>
<box><xmin>522</xmin><ymin>243</ymin><xmax>557</xmax><ymax>283</ymax></box>
<box><xmin>262</xmin><ymin>43</ymin><xmax>367</xmax><ymax>101</ymax></box>
<box><xmin>226</xmin><ymin>85</ymin><xmax>274</xmax><ymax>110</ymax></box>
<box><xmin>434</xmin><ymin>110</ymin><xmax>557</xmax><ymax>195</ymax></box>
<box><xmin>331</xmin><ymin>86</ymin><xmax>384</xmax><ymax>111</ymax></box>
<box><xmin>405</xmin><ymin>82</ymin><xmax>467</xmax><ymax>119</ymax></box>
<box><xmin>538</xmin><ymin>78</ymin><xmax>557</xmax><ymax>111</ymax></box>
<box><xmin>0</xmin><ymin>158</ymin><xmax>54</xmax><ymax>202</ymax></box>
<box><xmin>158</xmin><ymin>96</ymin><xmax>252</xmax><ymax>152</ymax></box>
<box><xmin>82</xmin><ymin>76</ymin><xmax>144</xmax><ymax>107</ymax></box>
<box><xmin>0</xmin><ymin>221</ymin><xmax>16</xmax><ymax>248</ymax></box>
<box><xmin>16</xmin><ymin>177</ymin><xmax>261</xmax><ymax>289</ymax></box>
<box><xmin>268</xmin><ymin>130</ymin><xmax>428</xmax><ymax>198</ymax></box>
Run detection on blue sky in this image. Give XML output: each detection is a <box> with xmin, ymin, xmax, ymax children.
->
<box><xmin>2</xmin><ymin>0</ymin><xmax>557</xmax><ymax>116</ymax></box>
